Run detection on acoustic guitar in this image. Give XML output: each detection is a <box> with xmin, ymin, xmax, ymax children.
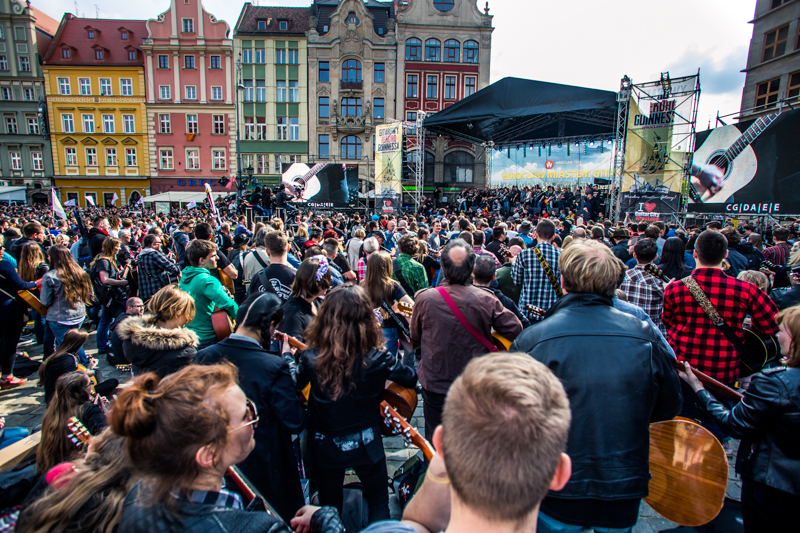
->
<box><xmin>226</xmin><ymin>465</ymin><xmax>286</xmax><ymax>521</ymax></box>
<box><xmin>217</xmin><ymin>268</ymin><xmax>236</xmax><ymax>295</ymax></box>
<box><xmin>18</xmin><ymin>289</ymin><xmax>48</xmax><ymax>316</ymax></box>
<box><xmin>67</xmin><ymin>416</ymin><xmax>92</xmax><ymax>448</ymax></box>
<box><xmin>211</xmin><ymin>308</ymin><xmax>235</xmax><ymax>342</ymax></box>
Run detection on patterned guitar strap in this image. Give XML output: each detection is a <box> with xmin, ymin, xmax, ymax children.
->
<box><xmin>533</xmin><ymin>246</ymin><xmax>563</xmax><ymax>298</ymax></box>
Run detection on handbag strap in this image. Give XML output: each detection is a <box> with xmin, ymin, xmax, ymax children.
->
<box><xmin>436</xmin><ymin>287</ymin><xmax>498</xmax><ymax>352</ymax></box>
<box><xmin>533</xmin><ymin>245</ymin><xmax>563</xmax><ymax>298</ymax></box>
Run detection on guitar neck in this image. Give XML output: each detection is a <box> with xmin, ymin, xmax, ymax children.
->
<box><xmin>723</xmin><ymin>111</ymin><xmax>780</xmax><ymax>163</ymax></box>
<box><xmin>297</xmin><ymin>163</ymin><xmax>327</xmax><ymax>185</ymax></box>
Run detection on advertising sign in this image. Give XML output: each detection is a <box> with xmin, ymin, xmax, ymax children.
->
<box><xmin>489</xmin><ymin>144</ymin><xmax>613</xmax><ymax>188</ymax></box>
<box><xmin>155</xmin><ymin>202</ymin><xmax>170</xmax><ymax>215</ymax></box>
<box><xmin>620</xmin><ymin>191</ymin><xmax>681</xmax><ymax>222</ymax></box>
<box><xmin>375</xmin><ymin>122</ymin><xmax>403</xmax><ymax>214</ymax></box>
<box><xmin>687</xmin><ymin>108</ymin><xmax>800</xmax><ymax>214</ymax></box>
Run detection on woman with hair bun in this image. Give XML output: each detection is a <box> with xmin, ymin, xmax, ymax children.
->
<box><xmin>197</xmin><ymin>292</ymin><xmax>307</xmax><ymax>522</ymax></box>
<box><xmin>118</xmin><ymin>284</ymin><xmax>198</xmax><ymax>377</ymax></box>
<box><xmin>282</xmin><ymin>256</ymin><xmax>332</xmax><ymax>341</ymax></box>
<box><xmin>113</xmin><ymin>363</ymin><xmax>343</xmax><ymax>533</ymax></box>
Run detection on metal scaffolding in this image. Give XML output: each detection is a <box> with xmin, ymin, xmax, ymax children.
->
<box><xmin>611</xmin><ymin>75</ymin><xmax>632</xmax><ymax>222</ymax></box>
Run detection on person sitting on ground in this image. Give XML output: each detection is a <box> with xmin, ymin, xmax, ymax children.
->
<box><xmin>109</xmin><ymin>297</ymin><xmax>144</xmax><ymax>366</ymax></box>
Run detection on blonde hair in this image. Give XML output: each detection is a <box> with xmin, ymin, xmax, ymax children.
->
<box><xmin>737</xmin><ymin>270</ymin><xmax>770</xmax><ymax>292</ymax></box>
<box><xmin>776</xmin><ymin>306</ymin><xmax>800</xmax><ymax>367</ymax></box>
<box><xmin>559</xmin><ymin>239</ymin><xmax>622</xmax><ymax>298</ymax></box>
<box><xmin>788</xmin><ymin>241</ymin><xmax>800</xmax><ymax>267</ymax></box>
<box><xmin>146</xmin><ymin>285</ymin><xmax>195</xmax><ymax>325</ymax></box>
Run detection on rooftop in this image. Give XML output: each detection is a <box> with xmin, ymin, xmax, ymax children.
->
<box><xmin>43</xmin><ymin>14</ymin><xmax>148</xmax><ymax>67</ymax></box>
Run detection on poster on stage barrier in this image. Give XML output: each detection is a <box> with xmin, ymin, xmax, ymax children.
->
<box><xmin>374</xmin><ymin>122</ymin><xmax>403</xmax><ymax>214</ymax></box>
<box><xmin>687</xmin><ymin>107</ymin><xmax>800</xmax><ymax>214</ymax></box>
<box><xmin>489</xmin><ymin>143</ymin><xmax>614</xmax><ymax>189</ymax></box>
<box><xmin>620</xmin><ymin>191</ymin><xmax>681</xmax><ymax>222</ymax></box>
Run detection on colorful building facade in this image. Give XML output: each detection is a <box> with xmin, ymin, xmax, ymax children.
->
<box><xmin>43</xmin><ymin>15</ymin><xmax>150</xmax><ymax>207</ymax></box>
<box><xmin>142</xmin><ymin>0</ymin><xmax>236</xmax><ymax>195</ymax></box>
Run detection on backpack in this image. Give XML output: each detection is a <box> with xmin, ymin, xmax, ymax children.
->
<box><xmin>392</xmin><ymin>259</ymin><xmax>414</xmax><ymax>297</ymax></box>
<box><xmin>89</xmin><ymin>260</ymin><xmax>112</xmax><ymax>307</ymax></box>
<box><xmin>390</xmin><ymin>453</ymin><xmax>428</xmax><ymax>508</ymax></box>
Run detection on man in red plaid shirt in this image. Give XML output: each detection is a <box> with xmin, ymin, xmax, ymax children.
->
<box><xmin>663</xmin><ymin>230</ymin><xmax>778</xmax><ymax>385</ymax></box>
<box><xmin>762</xmin><ymin>226</ymin><xmax>792</xmax><ymax>266</ymax></box>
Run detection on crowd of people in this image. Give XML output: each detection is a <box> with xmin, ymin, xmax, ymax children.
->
<box><xmin>0</xmin><ymin>193</ymin><xmax>797</xmax><ymax>533</ymax></box>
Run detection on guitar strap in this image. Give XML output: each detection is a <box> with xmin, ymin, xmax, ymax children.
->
<box><xmin>681</xmin><ymin>276</ymin><xmax>755</xmax><ymax>370</ymax></box>
<box><xmin>253</xmin><ymin>249</ymin><xmax>269</xmax><ymax>269</ymax></box>
<box><xmin>533</xmin><ymin>245</ymin><xmax>563</xmax><ymax>298</ymax></box>
<box><xmin>436</xmin><ymin>287</ymin><xmax>499</xmax><ymax>353</ymax></box>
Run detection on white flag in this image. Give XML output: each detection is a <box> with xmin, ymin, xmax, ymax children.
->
<box><xmin>136</xmin><ymin>196</ymin><xmax>144</xmax><ymax>205</ymax></box>
<box><xmin>112</xmin><ymin>192</ymin><xmax>119</xmax><ymax>204</ymax></box>
<box><xmin>52</xmin><ymin>189</ymin><xmax>66</xmax><ymax>220</ymax></box>
<box><xmin>63</xmin><ymin>199</ymin><xmax>76</xmax><ymax>207</ymax></box>
<box><xmin>187</xmin><ymin>201</ymin><xmax>197</xmax><ymax>209</ymax></box>
<box><xmin>85</xmin><ymin>195</ymin><xmax>95</xmax><ymax>206</ymax></box>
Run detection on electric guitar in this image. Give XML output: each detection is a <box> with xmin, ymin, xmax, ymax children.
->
<box><xmin>689</xmin><ymin>109</ymin><xmax>781</xmax><ymax>203</ymax></box>
<box><xmin>281</xmin><ymin>162</ymin><xmax>327</xmax><ymax>200</ymax></box>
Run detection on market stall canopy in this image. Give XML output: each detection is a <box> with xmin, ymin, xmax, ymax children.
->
<box><xmin>422</xmin><ymin>77</ymin><xmax>618</xmax><ymax>146</ymax></box>
<box><xmin>0</xmin><ymin>186</ymin><xmax>27</xmax><ymax>203</ymax></box>
<box><xmin>141</xmin><ymin>191</ymin><xmax>233</xmax><ymax>203</ymax></box>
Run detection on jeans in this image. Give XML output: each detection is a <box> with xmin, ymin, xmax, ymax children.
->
<box><xmin>0</xmin><ymin>427</ymin><xmax>29</xmax><ymax>449</ymax></box>
<box><xmin>48</xmin><ymin>320</ymin><xmax>87</xmax><ymax>364</ymax></box>
<box><xmin>537</xmin><ymin>512</ymin><xmax>633</xmax><ymax>533</ymax></box>
<box><xmin>315</xmin><ymin>459</ymin><xmax>390</xmax><ymax>524</ymax></box>
<box><xmin>31</xmin><ymin>309</ymin><xmax>55</xmax><ymax>356</ymax></box>
<box><xmin>97</xmin><ymin>304</ymin><xmax>122</xmax><ymax>354</ymax></box>
<box><xmin>382</xmin><ymin>327</ymin><xmax>399</xmax><ymax>358</ymax></box>
<box><xmin>265</xmin><ymin>208</ymin><xmax>273</xmax><ymax>219</ymax></box>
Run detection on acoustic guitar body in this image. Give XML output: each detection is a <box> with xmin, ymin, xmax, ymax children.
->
<box><xmin>18</xmin><ymin>289</ymin><xmax>48</xmax><ymax>316</ymax></box>
<box><xmin>645</xmin><ymin>419</ymin><xmax>728</xmax><ymax>527</ymax></box>
<box><xmin>690</xmin><ymin>125</ymin><xmax>758</xmax><ymax>204</ymax></box>
<box><xmin>217</xmin><ymin>268</ymin><xmax>236</xmax><ymax>295</ymax></box>
<box><xmin>491</xmin><ymin>333</ymin><xmax>512</xmax><ymax>351</ymax></box>
<box><xmin>211</xmin><ymin>309</ymin><xmax>234</xmax><ymax>342</ymax></box>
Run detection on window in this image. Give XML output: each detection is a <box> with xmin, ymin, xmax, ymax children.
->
<box><xmin>100</xmin><ymin>78</ymin><xmax>111</xmax><ymax>95</ymax></box>
<box><xmin>342</xmin><ymin>97</ymin><xmax>362</xmax><ymax>116</ymax></box>
<box><xmin>434</xmin><ymin>0</ymin><xmax>454</xmax><ymax>10</ymax></box>
<box><xmin>125</xmin><ymin>148</ymin><xmax>137</xmax><ymax>167</ymax></box>
<box><xmin>320</xmin><ymin>61</ymin><xmax>329</xmax><ymax>82</ymax></box>
<box><xmin>406</xmin><ymin>38</ymin><xmax>421</xmax><ymax>61</ymax></box>
<box><xmin>187</xmin><ymin>114</ymin><xmax>198</xmax><ymax>134</ymax></box>
<box><xmin>287</xmin><ymin>117</ymin><xmax>298</xmax><ymax>140</ymax></box>
<box><xmin>274</xmin><ymin>154</ymin><xmax>283</xmax><ymax>173</ymax></box>
<box><xmin>18</xmin><ymin>56</ymin><xmax>29</xmax><ymax>71</ymax></box>
<box><xmin>762</xmin><ymin>25</ymin><xmax>789</xmax><ymax>61</ymax></box>
<box><xmin>62</xmin><ymin>49</ymin><xmax>71</xmax><ymax>59</ymax></box>
<box><xmin>276</xmin><ymin>81</ymin><xmax>286</xmax><ymax>102</ymax></box>
<box><xmin>158</xmin><ymin>54</ymin><xmax>169</xmax><ymax>68</ymax></box>
<box><xmin>465</xmin><ymin>77</ymin><xmax>476</xmax><ymax>97</ymax></box>
<box><xmin>9</xmin><ymin>151</ymin><xmax>21</xmax><ymax>170</ymax></box>
<box><xmin>343</xmin><ymin>59</ymin><xmax>361</xmax><ymax>82</ymax></box>
<box><xmin>182</xmin><ymin>19</ymin><xmax>194</xmax><ymax>33</ymax></box>
<box><xmin>243</xmin><ymin>80</ymin><xmax>253</xmax><ymax>102</ymax></box>
<box><xmin>341</xmin><ymin>136</ymin><xmax>361</xmax><ymax>159</ymax></box>
<box><xmin>123</xmin><ymin>114</ymin><xmax>135</xmax><ymax>133</ymax></box>
<box><xmin>213</xmin><ymin>115</ymin><xmax>225</xmax><ymax>134</ymax></box>
<box><xmin>211</xmin><ymin>86</ymin><xmax>222</xmax><ymax>100</ymax></box>
<box><xmin>407</xmin><ymin>74</ymin><xmax>418</xmax><ymax>98</ymax></box>
<box><xmin>86</xmin><ymin>147</ymin><xmax>98</xmax><ymax>166</ymax></box>
<box><xmin>184</xmin><ymin>55</ymin><xmax>195</xmax><ymax>69</ymax></box>
<box><xmin>464</xmin><ymin>40</ymin><xmax>479</xmax><ymax>63</ymax></box>
<box><xmin>445</xmin><ymin>76</ymin><xmax>456</xmax><ymax>99</ymax></box>
<box><xmin>276</xmin><ymin>49</ymin><xmax>286</xmax><ymax>64</ymax></box>
<box><xmin>425</xmin><ymin>39</ymin><xmax>441</xmax><ymax>61</ymax></box>
<box><xmin>0</xmin><ymin>27</ymin><xmax>3</xmax><ymax>38</ymax></box>
<box><xmin>23</xmin><ymin>88</ymin><xmax>33</xmax><ymax>101</ymax></box>
<box><xmin>319</xmin><ymin>135</ymin><xmax>329</xmax><ymax>159</ymax></box>
<box><xmin>187</xmin><ymin>149</ymin><xmax>200</xmax><ymax>169</ymax></box>
<box><xmin>444</xmin><ymin>40</ymin><xmax>460</xmax><ymax>62</ymax></box>
<box><xmin>120</xmin><ymin>79</ymin><xmax>132</xmax><ymax>96</ymax></box>
<box><xmin>1</xmin><ymin>87</ymin><xmax>10</xmax><ymax>100</ymax></box>
<box><xmin>755</xmin><ymin>78</ymin><xmax>780</xmax><ymax>110</ymax></box>
<box><xmin>79</xmin><ymin>78</ymin><xmax>91</xmax><ymax>95</ymax></box>
<box><xmin>426</xmin><ymin>75</ymin><xmax>438</xmax><ymax>99</ymax></box>
<box><xmin>277</xmin><ymin>117</ymin><xmax>287</xmax><ymax>140</ymax></box>
<box><xmin>288</xmin><ymin>49</ymin><xmax>298</xmax><ymax>64</ymax></box>
<box><xmin>242</xmin><ymin>49</ymin><xmax>252</xmax><ymax>63</ymax></box>
<box><xmin>788</xmin><ymin>71</ymin><xmax>800</xmax><ymax>101</ymax></box>
<box><xmin>374</xmin><ymin>98</ymin><xmax>384</xmax><ymax>119</ymax></box>
<box><xmin>102</xmin><ymin>114</ymin><xmax>115</xmax><ymax>133</ymax></box>
<box><xmin>444</xmin><ymin>151</ymin><xmax>474</xmax><ymax>182</ymax></box>
<box><xmin>185</xmin><ymin>85</ymin><xmax>196</xmax><ymax>99</ymax></box>
<box><xmin>159</xmin><ymin>85</ymin><xmax>171</xmax><ymax>99</ymax></box>
<box><xmin>319</xmin><ymin>97</ymin><xmax>329</xmax><ymax>118</ymax></box>
<box><xmin>82</xmin><ymin>114</ymin><xmax>95</xmax><ymax>133</ymax></box>
<box><xmin>0</xmin><ymin>56</ymin><xmax>6</xmax><ymax>70</ymax></box>
<box><xmin>5</xmin><ymin>117</ymin><xmax>16</xmax><ymax>134</ymax></box>
<box><xmin>58</xmin><ymin>77</ymin><xmax>70</xmax><ymax>95</ymax></box>
<box><xmin>213</xmin><ymin>150</ymin><xmax>225</xmax><ymax>169</ymax></box>
<box><xmin>65</xmin><ymin>147</ymin><xmax>77</xmax><ymax>166</ymax></box>
<box><xmin>120</xmin><ymin>31</ymin><xmax>128</xmax><ymax>40</ymax></box>
<box><xmin>255</xmin><ymin>49</ymin><xmax>265</xmax><ymax>64</ymax></box>
<box><xmin>27</xmin><ymin>117</ymin><xmax>38</xmax><ymax>134</ymax></box>
<box><xmin>374</xmin><ymin>63</ymin><xmax>385</xmax><ymax>83</ymax></box>
<box><xmin>257</xmin><ymin>20</ymin><xmax>266</xmax><ymax>30</ymax></box>
<box><xmin>95</xmin><ymin>49</ymin><xmax>104</xmax><ymax>60</ymax></box>
<box><xmin>62</xmin><ymin>113</ymin><xmax>74</xmax><ymax>133</ymax></box>
<box><xmin>257</xmin><ymin>154</ymin><xmax>267</xmax><ymax>174</ymax></box>
<box><xmin>106</xmin><ymin>147</ymin><xmax>118</xmax><ymax>166</ymax></box>
<box><xmin>244</xmin><ymin>117</ymin><xmax>255</xmax><ymax>140</ymax></box>
<box><xmin>159</xmin><ymin>113</ymin><xmax>171</xmax><ymax>134</ymax></box>
<box><xmin>289</xmin><ymin>81</ymin><xmax>299</xmax><ymax>102</ymax></box>
<box><xmin>160</xmin><ymin>149</ymin><xmax>173</xmax><ymax>169</ymax></box>
<box><xmin>210</xmin><ymin>55</ymin><xmax>221</xmax><ymax>69</ymax></box>
<box><xmin>256</xmin><ymin>80</ymin><xmax>266</xmax><ymax>102</ymax></box>
<box><xmin>346</xmin><ymin>12</ymin><xmax>359</xmax><ymax>25</ymax></box>
<box><xmin>279</xmin><ymin>21</ymin><xmax>288</xmax><ymax>30</ymax></box>
<box><xmin>770</xmin><ymin>0</ymin><xmax>787</xmax><ymax>8</ymax></box>
<box><xmin>128</xmin><ymin>51</ymin><xmax>136</xmax><ymax>61</ymax></box>
<box><xmin>87</xmin><ymin>30</ymin><xmax>95</xmax><ymax>39</ymax></box>
<box><xmin>31</xmin><ymin>152</ymin><xmax>43</xmax><ymax>171</ymax></box>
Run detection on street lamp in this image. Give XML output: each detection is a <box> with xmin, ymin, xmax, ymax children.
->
<box><xmin>235</xmin><ymin>54</ymin><xmax>244</xmax><ymax>212</ymax></box>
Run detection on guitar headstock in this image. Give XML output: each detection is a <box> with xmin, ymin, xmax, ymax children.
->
<box><xmin>381</xmin><ymin>401</ymin><xmax>435</xmax><ymax>461</ymax></box>
<box><xmin>67</xmin><ymin>416</ymin><xmax>92</xmax><ymax>447</ymax></box>
<box><xmin>645</xmin><ymin>263</ymin><xmax>663</xmax><ymax>278</ymax></box>
<box><xmin>498</xmin><ymin>244</ymin><xmax>512</xmax><ymax>261</ymax></box>
<box><xmin>396</xmin><ymin>301</ymin><xmax>414</xmax><ymax>318</ymax></box>
<box><xmin>525</xmin><ymin>304</ymin><xmax>546</xmax><ymax>318</ymax></box>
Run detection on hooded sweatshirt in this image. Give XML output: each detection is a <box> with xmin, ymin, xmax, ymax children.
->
<box><xmin>178</xmin><ymin>266</ymin><xmax>238</xmax><ymax>341</ymax></box>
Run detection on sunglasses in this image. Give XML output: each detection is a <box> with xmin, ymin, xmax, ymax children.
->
<box><xmin>230</xmin><ymin>398</ymin><xmax>259</xmax><ymax>432</ymax></box>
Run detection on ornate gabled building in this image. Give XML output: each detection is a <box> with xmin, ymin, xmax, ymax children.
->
<box><xmin>43</xmin><ymin>15</ymin><xmax>150</xmax><ymax>207</ymax></box>
<box><xmin>307</xmin><ymin>0</ymin><xmax>398</xmax><ymax>188</ymax></box>
<box><xmin>141</xmin><ymin>0</ymin><xmax>236</xmax><ymax>195</ymax></box>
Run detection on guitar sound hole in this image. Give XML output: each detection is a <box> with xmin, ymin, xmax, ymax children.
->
<box><xmin>708</xmin><ymin>154</ymin><xmax>729</xmax><ymax>178</ymax></box>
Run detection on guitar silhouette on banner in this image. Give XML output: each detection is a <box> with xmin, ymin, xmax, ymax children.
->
<box><xmin>282</xmin><ymin>162</ymin><xmax>359</xmax><ymax>205</ymax></box>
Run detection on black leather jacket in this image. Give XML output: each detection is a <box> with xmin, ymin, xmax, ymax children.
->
<box><xmin>695</xmin><ymin>366</ymin><xmax>800</xmax><ymax>496</ymax></box>
<box><xmin>511</xmin><ymin>293</ymin><xmax>682</xmax><ymax>500</ymax></box>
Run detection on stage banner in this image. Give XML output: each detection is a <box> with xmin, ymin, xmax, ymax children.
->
<box><xmin>687</xmin><ymin>107</ymin><xmax>800</xmax><ymax>214</ymax></box>
<box><xmin>622</xmin><ymin>74</ymin><xmax>699</xmax><ymax>195</ymax></box>
<box><xmin>489</xmin><ymin>144</ymin><xmax>613</xmax><ymax>188</ymax></box>
<box><xmin>620</xmin><ymin>191</ymin><xmax>681</xmax><ymax>222</ymax></box>
<box><xmin>375</xmin><ymin>122</ymin><xmax>403</xmax><ymax>195</ymax></box>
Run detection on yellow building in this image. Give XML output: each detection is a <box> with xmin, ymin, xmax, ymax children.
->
<box><xmin>43</xmin><ymin>15</ymin><xmax>150</xmax><ymax>207</ymax></box>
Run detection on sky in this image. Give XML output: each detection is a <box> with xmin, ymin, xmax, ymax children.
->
<box><xmin>34</xmin><ymin>0</ymin><xmax>756</xmax><ymax>129</ymax></box>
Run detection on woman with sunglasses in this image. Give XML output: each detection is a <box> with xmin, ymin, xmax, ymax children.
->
<box><xmin>197</xmin><ymin>292</ymin><xmax>307</xmax><ymax>523</ymax></box>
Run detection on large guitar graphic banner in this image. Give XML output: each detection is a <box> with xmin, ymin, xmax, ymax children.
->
<box><xmin>281</xmin><ymin>162</ymin><xmax>359</xmax><ymax>208</ymax></box>
<box><xmin>687</xmin><ymin>108</ymin><xmax>800</xmax><ymax>214</ymax></box>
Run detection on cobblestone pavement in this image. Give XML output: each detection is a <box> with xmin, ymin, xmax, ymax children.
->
<box><xmin>4</xmin><ymin>330</ymin><xmax>743</xmax><ymax>532</ymax></box>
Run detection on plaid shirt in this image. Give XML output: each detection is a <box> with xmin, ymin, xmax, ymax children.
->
<box><xmin>762</xmin><ymin>242</ymin><xmax>792</xmax><ymax>266</ymax></box>
<box><xmin>662</xmin><ymin>268</ymin><xmax>778</xmax><ymax>382</ymax></box>
<box><xmin>393</xmin><ymin>253</ymin><xmax>428</xmax><ymax>296</ymax></box>
<box><xmin>137</xmin><ymin>248</ymin><xmax>181</xmax><ymax>300</ymax></box>
<box><xmin>620</xmin><ymin>265</ymin><xmax>665</xmax><ymax>334</ymax></box>
<box><xmin>473</xmin><ymin>246</ymin><xmax>502</xmax><ymax>269</ymax></box>
<box><xmin>178</xmin><ymin>487</ymin><xmax>243</xmax><ymax>510</ymax></box>
<box><xmin>511</xmin><ymin>241</ymin><xmax>561</xmax><ymax>321</ymax></box>
<box><xmin>357</xmin><ymin>256</ymin><xmax>367</xmax><ymax>282</ymax></box>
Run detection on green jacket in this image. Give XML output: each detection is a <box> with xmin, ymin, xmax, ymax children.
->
<box><xmin>179</xmin><ymin>266</ymin><xmax>238</xmax><ymax>341</ymax></box>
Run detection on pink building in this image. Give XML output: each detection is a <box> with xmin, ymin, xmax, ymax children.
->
<box><xmin>142</xmin><ymin>0</ymin><xmax>236</xmax><ymax>194</ymax></box>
